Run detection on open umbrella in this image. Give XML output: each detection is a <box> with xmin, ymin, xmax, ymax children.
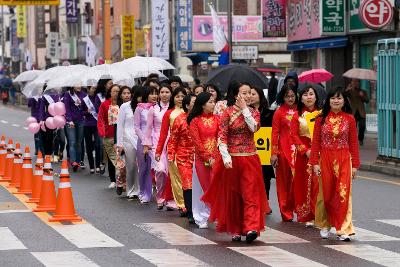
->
<box><xmin>118</xmin><ymin>56</ymin><xmax>175</xmax><ymax>77</ymax></box>
<box><xmin>206</xmin><ymin>64</ymin><xmax>269</xmax><ymax>93</ymax></box>
<box><xmin>343</xmin><ymin>68</ymin><xmax>377</xmax><ymax>81</ymax></box>
<box><xmin>298</xmin><ymin>69</ymin><xmax>333</xmax><ymax>83</ymax></box>
<box><xmin>14</xmin><ymin>70</ymin><xmax>44</xmax><ymax>83</ymax></box>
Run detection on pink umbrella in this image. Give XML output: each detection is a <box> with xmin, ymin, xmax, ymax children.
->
<box><xmin>298</xmin><ymin>69</ymin><xmax>333</xmax><ymax>83</ymax></box>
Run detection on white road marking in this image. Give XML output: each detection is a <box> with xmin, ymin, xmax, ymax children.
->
<box><xmin>23</xmin><ymin>127</ymin><xmax>28</xmax><ymax>130</ymax></box>
<box><xmin>31</xmin><ymin>251</ymin><xmax>100</xmax><ymax>267</ymax></box>
<box><xmin>11</xmin><ymin>124</ymin><xmax>20</xmax><ymax>127</ymax></box>
<box><xmin>51</xmin><ymin>224</ymin><xmax>124</xmax><ymax>248</ymax></box>
<box><xmin>229</xmin><ymin>246</ymin><xmax>326</xmax><ymax>267</ymax></box>
<box><xmin>377</xmin><ymin>219</ymin><xmax>400</xmax><ymax>228</ymax></box>
<box><xmin>326</xmin><ymin>244</ymin><xmax>400</xmax><ymax>267</ymax></box>
<box><xmin>135</xmin><ymin>223</ymin><xmax>216</xmax><ymax>245</ymax></box>
<box><xmin>354</xmin><ymin>227</ymin><xmax>400</xmax><ymax>241</ymax></box>
<box><xmin>0</xmin><ymin>227</ymin><xmax>27</xmax><ymax>250</ymax></box>
<box><xmin>0</xmin><ymin>210</ymin><xmax>30</xmax><ymax>214</ymax></box>
<box><xmin>131</xmin><ymin>249</ymin><xmax>210</xmax><ymax>267</ymax></box>
<box><xmin>0</xmin><ymin>120</ymin><xmax>8</xmax><ymax>124</ymax></box>
<box><xmin>258</xmin><ymin>227</ymin><xmax>309</xmax><ymax>243</ymax></box>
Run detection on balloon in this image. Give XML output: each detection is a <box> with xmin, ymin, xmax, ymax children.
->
<box><xmin>28</xmin><ymin>123</ymin><xmax>40</xmax><ymax>134</ymax></box>
<box><xmin>54</xmin><ymin>115</ymin><xmax>66</xmax><ymax>128</ymax></box>
<box><xmin>26</xmin><ymin>116</ymin><xmax>37</xmax><ymax>126</ymax></box>
<box><xmin>48</xmin><ymin>103</ymin><xmax>57</xmax><ymax>116</ymax></box>
<box><xmin>54</xmin><ymin>102</ymin><xmax>66</xmax><ymax>116</ymax></box>
<box><xmin>40</xmin><ymin>122</ymin><xmax>46</xmax><ymax>132</ymax></box>
<box><xmin>45</xmin><ymin>117</ymin><xmax>57</xmax><ymax>130</ymax></box>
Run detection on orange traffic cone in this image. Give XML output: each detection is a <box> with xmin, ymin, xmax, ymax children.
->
<box><xmin>8</xmin><ymin>143</ymin><xmax>23</xmax><ymax>188</ymax></box>
<box><xmin>49</xmin><ymin>160</ymin><xmax>82</xmax><ymax>222</ymax></box>
<box><xmin>1</xmin><ymin>139</ymin><xmax>14</xmax><ymax>182</ymax></box>
<box><xmin>0</xmin><ymin>135</ymin><xmax>6</xmax><ymax>177</ymax></box>
<box><xmin>26</xmin><ymin>151</ymin><xmax>43</xmax><ymax>203</ymax></box>
<box><xmin>33</xmin><ymin>155</ymin><xmax>56</xmax><ymax>212</ymax></box>
<box><xmin>15</xmin><ymin>147</ymin><xmax>33</xmax><ymax>194</ymax></box>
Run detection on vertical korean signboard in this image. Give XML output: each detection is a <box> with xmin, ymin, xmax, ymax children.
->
<box><xmin>152</xmin><ymin>0</ymin><xmax>169</xmax><ymax>59</ymax></box>
<box><xmin>10</xmin><ymin>20</ymin><xmax>20</xmax><ymax>61</ymax></box>
<box><xmin>16</xmin><ymin>6</ymin><xmax>27</xmax><ymax>38</ymax></box>
<box><xmin>36</xmin><ymin>6</ymin><xmax>46</xmax><ymax>48</ymax></box>
<box><xmin>176</xmin><ymin>0</ymin><xmax>192</xmax><ymax>51</ymax></box>
<box><xmin>287</xmin><ymin>0</ymin><xmax>321</xmax><ymax>42</ymax></box>
<box><xmin>349</xmin><ymin>0</ymin><xmax>370</xmax><ymax>33</ymax></box>
<box><xmin>66</xmin><ymin>0</ymin><xmax>79</xmax><ymax>23</ymax></box>
<box><xmin>261</xmin><ymin>0</ymin><xmax>286</xmax><ymax>37</ymax></box>
<box><xmin>321</xmin><ymin>0</ymin><xmax>345</xmax><ymax>35</ymax></box>
<box><xmin>121</xmin><ymin>15</ymin><xmax>136</xmax><ymax>58</ymax></box>
<box><xmin>46</xmin><ymin>32</ymin><xmax>60</xmax><ymax>59</ymax></box>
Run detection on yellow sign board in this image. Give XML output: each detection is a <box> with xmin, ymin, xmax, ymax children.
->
<box><xmin>305</xmin><ymin>110</ymin><xmax>321</xmax><ymax>140</ymax></box>
<box><xmin>16</xmin><ymin>6</ymin><xmax>26</xmax><ymax>38</ymax></box>
<box><xmin>135</xmin><ymin>29</ymin><xmax>144</xmax><ymax>50</ymax></box>
<box><xmin>0</xmin><ymin>0</ymin><xmax>60</xmax><ymax>5</ymax></box>
<box><xmin>254</xmin><ymin>127</ymin><xmax>272</xmax><ymax>165</ymax></box>
<box><xmin>121</xmin><ymin>15</ymin><xmax>135</xmax><ymax>59</ymax></box>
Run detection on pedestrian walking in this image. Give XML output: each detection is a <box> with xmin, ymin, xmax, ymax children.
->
<box><xmin>38</xmin><ymin>90</ymin><xmax>60</xmax><ymax>157</ymax></box>
<box><xmin>28</xmin><ymin>96</ymin><xmax>43</xmax><ymax>155</ymax></box>
<box><xmin>206</xmin><ymin>84</ymin><xmax>222</xmax><ymax>102</ymax></box>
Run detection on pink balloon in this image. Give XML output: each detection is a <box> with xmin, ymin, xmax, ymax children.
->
<box><xmin>26</xmin><ymin>116</ymin><xmax>37</xmax><ymax>126</ymax></box>
<box><xmin>54</xmin><ymin>102</ymin><xmax>66</xmax><ymax>116</ymax></box>
<box><xmin>28</xmin><ymin>122</ymin><xmax>40</xmax><ymax>134</ymax></box>
<box><xmin>45</xmin><ymin>117</ymin><xmax>57</xmax><ymax>130</ymax></box>
<box><xmin>54</xmin><ymin>115</ymin><xmax>66</xmax><ymax>128</ymax></box>
<box><xmin>48</xmin><ymin>103</ymin><xmax>57</xmax><ymax>116</ymax></box>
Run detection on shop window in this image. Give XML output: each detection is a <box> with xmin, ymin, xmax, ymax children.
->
<box><xmin>204</xmin><ymin>0</ymin><xmax>228</xmax><ymax>14</ymax></box>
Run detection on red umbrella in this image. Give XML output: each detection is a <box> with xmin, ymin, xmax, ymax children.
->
<box><xmin>298</xmin><ymin>69</ymin><xmax>333</xmax><ymax>83</ymax></box>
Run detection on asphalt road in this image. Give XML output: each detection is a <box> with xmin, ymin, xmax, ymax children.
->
<box><xmin>0</xmin><ymin>104</ymin><xmax>399</xmax><ymax>267</ymax></box>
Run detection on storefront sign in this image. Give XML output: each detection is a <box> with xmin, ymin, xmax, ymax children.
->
<box><xmin>10</xmin><ymin>20</ymin><xmax>20</xmax><ymax>60</ymax></box>
<box><xmin>262</xmin><ymin>0</ymin><xmax>286</xmax><ymax>37</ymax></box>
<box><xmin>232</xmin><ymin>45</ymin><xmax>259</xmax><ymax>60</ymax></box>
<box><xmin>16</xmin><ymin>6</ymin><xmax>27</xmax><ymax>38</ymax></box>
<box><xmin>359</xmin><ymin>0</ymin><xmax>393</xmax><ymax>30</ymax></box>
<box><xmin>152</xmin><ymin>0</ymin><xmax>169</xmax><ymax>59</ymax></box>
<box><xmin>121</xmin><ymin>15</ymin><xmax>135</xmax><ymax>58</ymax></box>
<box><xmin>176</xmin><ymin>0</ymin><xmax>192</xmax><ymax>51</ymax></box>
<box><xmin>46</xmin><ymin>32</ymin><xmax>60</xmax><ymax>59</ymax></box>
<box><xmin>349</xmin><ymin>0</ymin><xmax>371</xmax><ymax>33</ymax></box>
<box><xmin>66</xmin><ymin>0</ymin><xmax>78</xmax><ymax>23</ymax></box>
<box><xmin>135</xmin><ymin>29</ymin><xmax>145</xmax><ymax>51</ymax></box>
<box><xmin>193</xmin><ymin>15</ymin><xmax>286</xmax><ymax>42</ymax></box>
<box><xmin>287</xmin><ymin>0</ymin><xmax>321</xmax><ymax>42</ymax></box>
<box><xmin>35</xmin><ymin>6</ymin><xmax>46</xmax><ymax>48</ymax></box>
<box><xmin>321</xmin><ymin>0</ymin><xmax>345</xmax><ymax>35</ymax></box>
<box><xmin>0</xmin><ymin>0</ymin><xmax>59</xmax><ymax>4</ymax></box>
<box><xmin>254</xmin><ymin>127</ymin><xmax>272</xmax><ymax>165</ymax></box>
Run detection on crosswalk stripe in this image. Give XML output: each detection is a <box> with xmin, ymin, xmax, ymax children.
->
<box><xmin>325</xmin><ymin>244</ymin><xmax>400</xmax><ymax>267</ymax></box>
<box><xmin>258</xmin><ymin>227</ymin><xmax>309</xmax><ymax>243</ymax></box>
<box><xmin>228</xmin><ymin>246</ymin><xmax>326</xmax><ymax>267</ymax></box>
<box><xmin>31</xmin><ymin>251</ymin><xmax>100</xmax><ymax>267</ymax></box>
<box><xmin>11</xmin><ymin>124</ymin><xmax>20</xmax><ymax>127</ymax></box>
<box><xmin>131</xmin><ymin>249</ymin><xmax>211</xmax><ymax>267</ymax></box>
<box><xmin>377</xmin><ymin>219</ymin><xmax>400</xmax><ymax>228</ymax></box>
<box><xmin>51</xmin><ymin>224</ymin><xmax>124</xmax><ymax>248</ymax></box>
<box><xmin>0</xmin><ymin>227</ymin><xmax>27</xmax><ymax>250</ymax></box>
<box><xmin>0</xmin><ymin>210</ymin><xmax>31</xmax><ymax>213</ymax></box>
<box><xmin>135</xmin><ymin>223</ymin><xmax>216</xmax><ymax>245</ymax></box>
<box><xmin>354</xmin><ymin>227</ymin><xmax>400</xmax><ymax>241</ymax></box>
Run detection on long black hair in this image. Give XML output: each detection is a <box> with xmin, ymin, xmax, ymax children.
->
<box><xmin>206</xmin><ymin>83</ymin><xmax>222</xmax><ymax>101</ymax></box>
<box><xmin>276</xmin><ymin>84</ymin><xmax>298</xmax><ymax>106</ymax></box>
<box><xmin>130</xmin><ymin>85</ymin><xmax>145</xmax><ymax>113</ymax></box>
<box><xmin>96</xmin><ymin>78</ymin><xmax>112</xmax><ymax>98</ymax></box>
<box><xmin>226</xmin><ymin>81</ymin><xmax>252</xmax><ymax>107</ymax></box>
<box><xmin>117</xmin><ymin>86</ymin><xmax>132</xmax><ymax>107</ymax></box>
<box><xmin>250</xmin><ymin>86</ymin><xmax>269</xmax><ymax>113</ymax></box>
<box><xmin>105</xmin><ymin>84</ymin><xmax>120</xmax><ymax>99</ymax></box>
<box><xmin>182</xmin><ymin>94</ymin><xmax>196</xmax><ymax>113</ymax></box>
<box><xmin>168</xmin><ymin>86</ymin><xmax>187</xmax><ymax>110</ymax></box>
<box><xmin>297</xmin><ymin>85</ymin><xmax>320</xmax><ymax>116</ymax></box>
<box><xmin>187</xmin><ymin>92</ymin><xmax>213</xmax><ymax>125</ymax></box>
<box><xmin>157</xmin><ymin>84</ymin><xmax>172</xmax><ymax>111</ymax></box>
<box><xmin>321</xmin><ymin>87</ymin><xmax>352</xmax><ymax>124</ymax></box>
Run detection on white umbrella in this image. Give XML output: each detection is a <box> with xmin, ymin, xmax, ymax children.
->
<box><xmin>45</xmin><ymin>65</ymin><xmax>90</xmax><ymax>89</ymax></box>
<box><xmin>14</xmin><ymin>70</ymin><xmax>44</xmax><ymax>83</ymax></box>
<box><xmin>118</xmin><ymin>56</ymin><xmax>175</xmax><ymax>77</ymax></box>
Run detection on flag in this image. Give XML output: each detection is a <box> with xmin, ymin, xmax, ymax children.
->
<box><xmin>209</xmin><ymin>3</ymin><xmax>227</xmax><ymax>53</ymax></box>
<box><xmin>85</xmin><ymin>37</ymin><xmax>98</xmax><ymax>66</ymax></box>
<box><xmin>24</xmin><ymin>50</ymin><xmax>32</xmax><ymax>70</ymax></box>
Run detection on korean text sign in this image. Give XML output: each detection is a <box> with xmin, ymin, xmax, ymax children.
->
<box><xmin>152</xmin><ymin>0</ymin><xmax>170</xmax><ymax>59</ymax></box>
<box><xmin>176</xmin><ymin>0</ymin><xmax>192</xmax><ymax>51</ymax></box>
<box><xmin>262</xmin><ymin>0</ymin><xmax>287</xmax><ymax>37</ymax></box>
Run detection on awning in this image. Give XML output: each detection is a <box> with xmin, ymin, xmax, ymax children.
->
<box><xmin>287</xmin><ymin>37</ymin><xmax>348</xmax><ymax>51</ymax></box>
<box><xmin>183</xmin><ymin>52</ymin><xmax>210</xmax><ymax>65</ymax></box>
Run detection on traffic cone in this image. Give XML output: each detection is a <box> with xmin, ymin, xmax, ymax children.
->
<box><xmin>26</xmin><ymin>151</ymin><xmax>43</xmax><ymax>203</ymax></box>
<box><xmin>0</xmin><ymin>139</ymin><xmax>14</xmax><ymax>182</ymax></box>
<box><xmin>8</xmin><ymin>143</ymin><xmax>23</xmax><ymax>188</ymax></box>
<box><xmin>33</xmin><ymin>155</ymin><xmax>56</xmax><ymax>212</ymax></box>
<box><xmin>15</xmin><ymin>147</ymin><xmax>33</xmax><ymax>194</ymax></box>
<box><xmin>0</xmin><ymin>135</ymin><xmax>6</xmax><ymax>177</ymax></box>
<box><xmin>49</xmin><ymin>160</ymin><xmax>82</xmax><ymax>222</ymax></box>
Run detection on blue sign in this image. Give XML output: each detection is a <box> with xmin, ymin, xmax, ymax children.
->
<box><xmin>176</xmin><ymin>0</ymin><xmax>192</xmax><ymax>51</ymax></box>
<box><xmin>10</xmin><ymin>20</ymin><xmax>20</xmax><ymax>59</ymax></box>
<box><xmin>66</xmin><ymin>0</ymin><xmax>79</xmax><ymax>23</ymax></box>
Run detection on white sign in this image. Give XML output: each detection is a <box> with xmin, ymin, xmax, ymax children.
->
<box><xmin>232</xmin><ymin>45</ymin><xmax>259</xmax><ymax>60</ymax></box>
<box><xmin>46</xmin><ymin>32</ymin><xmax>60</xmax><ymax>59</ymax></box>
<box><xmin>152</xmin><ymin>0</ymin><xmax>169</xmax><ymax>59</ymax></box>
<box><xmin>366</xmin><ymin>114</ymin><xmax>378</xmax><ymax>133</ymax></box>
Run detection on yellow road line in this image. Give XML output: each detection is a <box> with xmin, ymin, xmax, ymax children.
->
<box><xmin>357</xmin><ymin>175</ymin><xmax>400</xmax><ymax>186</ymax></box>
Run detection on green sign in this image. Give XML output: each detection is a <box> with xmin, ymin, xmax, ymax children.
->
<box><xmin>321</xmin><ymin>0</ymin><xmax>345</xmax><ymax>35</ymax></box>
<box><xmin>348</xmin><ymin>0</ymin><xmax>371</xmax><ymax>33</ymax></box>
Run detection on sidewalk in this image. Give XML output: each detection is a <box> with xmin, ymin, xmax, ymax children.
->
<box><xmin>359</xmin><ymin>132</ymin><xmax>400</xmax><ymax>177</ymax></box>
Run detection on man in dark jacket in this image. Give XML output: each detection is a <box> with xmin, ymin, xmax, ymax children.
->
<box><xmin>268</xmin><ymin>72</ymin><xmax>279</xmax><ymax>104</ymax></box>
<box><xmin>283</xmin><ymin>71</ymin><xmax>299</xmax><ymax>91</ymax></box>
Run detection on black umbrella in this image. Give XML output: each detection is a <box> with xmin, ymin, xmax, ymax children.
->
<box><xmin>298</xmin><ymin>82</ymin><xmax>327</xmax><ymax>106</ymax></box>
<box><xmin>206</xmin><ymin>64</ymin><xmax>269</xmax><ymax>94</ymax></box>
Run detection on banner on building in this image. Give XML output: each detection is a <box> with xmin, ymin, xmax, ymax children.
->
<box><xmin>35</xmin><ymin>6</ymin><xmax>46</xmax><ymax>48</ymax></box>
<box><xmin>176</xmin><ymin>0</ymin><xmax>192</xmax><ymax>51</ymax></box>
<box><xmin>135</xmin><ymin>29</ymin><xmax>145</xmax><ymax>51</ymax></box>
<box><xmin>25</xmin><ymin>50</ymin><xmax>32</xmax><ymax>70</ymax></box>
<box><xmin>321</xmin><ymin>0</ymin><xmax>345</xmax><ymax>35</ymax></box>
<box><xmin>66</xmin><ymin>0</ymin><xmax>78</xmax><ymax>23</ymax></box>
<box><xmin>0</xmin><ymin>0</ymin><xmax>59</xmax><ymax>4</ymax></box>
<box><xmin>121</xmin><ymin>15</ymin><xmax>136</xmax><ymax>58</ymax></box>
<box><xmin>46</xmin><ymin>32</ymin><xmax>60</xmax><ymax>59</ymax></box>
<box><xmin>262</xmin><ymin>0</ymin><xmax>286</xmax><ymax>37</ymax></box>
<box><xmin>232</xmin><ymin>45</ymin><xmax>258</xmax><ymax>60</ymax></box>
<box><xmin>16</xmin><ymin>6</ymin><xmax>27</xmax><ymax>38</ymax></box>
<box><xmin>152</xmin><ymin>0</ymin><xmax>169</xmax><ymax>59</ymax></box>
<box><xmin>10</xmin><ymin>20</ymin><xmax>20</xmax><ymax>60</ymax></box>
<box><xmin>287</xmin><ymin>0</ymin><xmax>321</xmax><ymax>42</ymax></box>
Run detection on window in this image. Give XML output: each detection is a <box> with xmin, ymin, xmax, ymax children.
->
<box><xmin>204</xmin><ymin>0</ymin><xmax>228</xmax><ymax>14</ymax></box>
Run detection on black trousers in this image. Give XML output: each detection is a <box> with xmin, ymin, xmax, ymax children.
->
<box><xmin>107</xmin><ymin>157</ymin><xmax>116</xmax><ymax>182</ymax></box>
<box><xmin>355</xmin><ymin>111</ymin><xmax>366</xmax><ymax>142</ymax></box>
<box><xmin>54</xmin><ymin>128</ymin><xmax>66</xmax><ymax>157</ymax></box>
<box><xmin>262</xmin><ymin>165</ymin><xmax>274</xmax><ymax>200</ymax></box>
<box><xmin>84</xmin><ymin>126</ymin><xmax>100</xmax><ymax>169</ymax></box>
<box><xmin>40</xmin><ymin>128</ymin><xmax>54</xmax><ymax>156</ymax></box>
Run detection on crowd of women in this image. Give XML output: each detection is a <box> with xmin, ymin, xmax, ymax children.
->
<box><xmin>27</xmin><ymin>72</ymin><xmax>359</xmax><ymax>244</ymax></box>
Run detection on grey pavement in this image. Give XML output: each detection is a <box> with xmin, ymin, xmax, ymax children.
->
<box><xmin>0</xmin><ymin>105</ymin><xmax>399</xmax><ymax>267</ymax></box>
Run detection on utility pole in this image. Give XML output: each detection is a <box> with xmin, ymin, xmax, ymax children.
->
<box><xmin>227</xmin><ymin>0</ymin><xmax>233</xmax><ymax>63</ymax></box>
<box><xmin>102</xmin><ymin>0</ymin><xmax>111</xmax><ymax>63</ymax></box>
<box><xmin>1</xmin><ymin>6</ymin><xmax>4</xmax><ymax>70</ymax></box>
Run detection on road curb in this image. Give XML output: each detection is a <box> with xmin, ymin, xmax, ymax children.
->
<box><xmin>360</xmin><ymin>162</ymin><xmax>400</xmax><ymax>178</ymax></box>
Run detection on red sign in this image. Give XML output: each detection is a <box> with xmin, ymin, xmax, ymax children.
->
<box><xmin>359</xmin><ymin>0</ymin><xmax>393</xmax><ymax>30</ymax></box>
